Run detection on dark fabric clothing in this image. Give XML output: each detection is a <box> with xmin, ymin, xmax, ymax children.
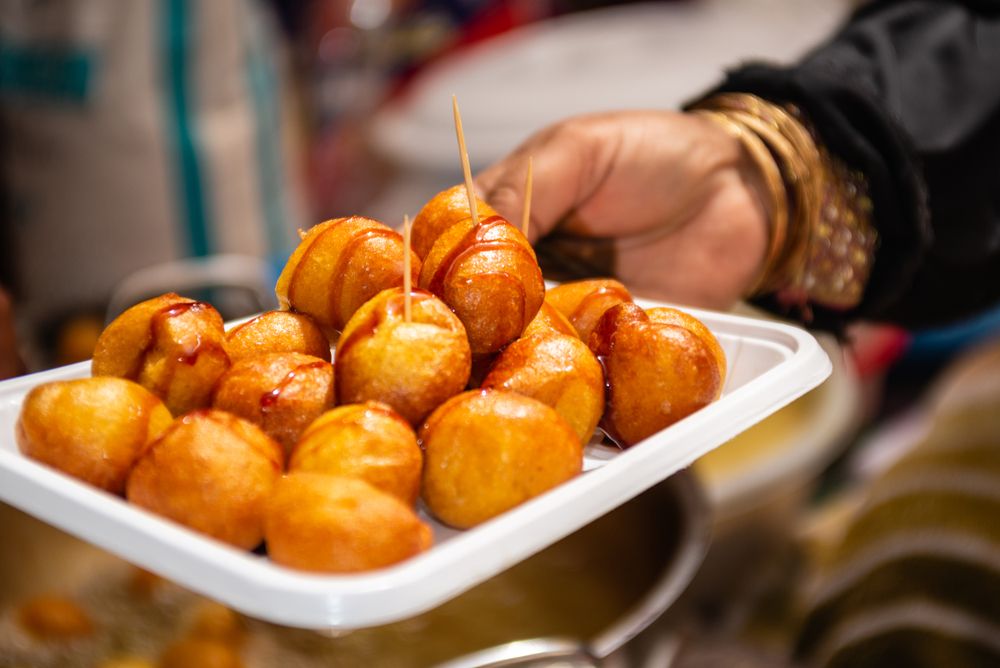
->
<box><xmin>695</xmin><ymin>0</ymin><xmax>1000</xmax><ymax>330</ymax></box>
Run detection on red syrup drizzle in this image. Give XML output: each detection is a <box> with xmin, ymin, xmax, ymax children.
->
<box><xmin>285</xmin><ymin>220</ymin><xmax>347</xmax><ymax>313</ymax></box>
<box><xmin>360</xmin><ymin>401</ymin><xmax>413</xmax><ymax>428</ymax></box>
<box><xmin>326</xmin><ymin>226</ymin><xmax>404</xmax><ymax>327</ymax></box>
<box><xmin>129</xmin><ymin>301</ymin><xmax>213</xmax><ymax>378</ymax></box>
<box><xmin>224</xmin><ymin>312</ymin><xmax>266</xmax><ymax>339</ymax></box>
<box><xmin>127</xmin><ymin>300</ymin><xmax>226</xmax><ymax>405</ymax></box>
<box><xmin>427</xmin><ymin>216</ymin><xmax>535</xmax><ymax>296</ymax></box>
<box><xmin>333</xmin><ymin>290</ymin><xmax>434</xmax><ymax>362</ymax></box>
<box><xmin>425</xmin><ymin>217</ymin><xmax>538</xmax><ymax>344</ymax></box>
<box><xmin>595</xmin><ymin>353</ymin><xmax>624</xmax><ymax>449</ymax></box>
<box><xmin>300</xmin><ymin>402</ymin><xmax>413</xmax><ymax>454</ymax></box>
<box><xmin>568</xmin><ymin>285</ymin><xmax>633</xmax><ymax>331</ymax></box>
<box><xmin>260</xmin><ymin>361</ymin><xmax>330</xmax><ymax>412</ymax></box>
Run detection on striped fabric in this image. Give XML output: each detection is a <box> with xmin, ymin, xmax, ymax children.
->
<box><xmin>0</xmin><ymin>0</ymin><xmax>304</xmax><ymax>326</ymax></box>
<box><xmin>797</xmin><ymin>356</ymin><xmax>1000</xmax><ymax>668</ymax></box>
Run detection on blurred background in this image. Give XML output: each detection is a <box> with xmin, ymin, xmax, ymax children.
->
<box><xmin>1</xmin><ymin>0</ymin><xmax>861</xmax><ymax>370</ymax></box>
<box><xmin>2</xmin><ymin>1</ymin><xmax>1000</xmax><ymax>666</ymax></box>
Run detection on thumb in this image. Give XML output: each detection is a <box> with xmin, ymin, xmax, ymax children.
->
<box><xmin>474</xmin><ymin>123</ymin><xmax>591</xmax><ymax>244</ymax></box>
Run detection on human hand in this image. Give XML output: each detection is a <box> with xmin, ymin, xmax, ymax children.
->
<box><xmin>475</xmin><ymin>111</ymin><xmax>770</xmax><ymax>309</ymax></box>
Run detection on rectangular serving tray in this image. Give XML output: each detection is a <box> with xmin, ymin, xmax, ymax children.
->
<box><xmin>0</xmin><ymin>299</ymin><xmax>830</xmax><ymax>629</ymax></box>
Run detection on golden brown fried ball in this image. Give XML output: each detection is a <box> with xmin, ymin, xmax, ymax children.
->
<box><xmin>481</xmin><ymin>333</ymin><xmax>604</xmax><ymax>445</ymax></box>
<box><xmin>420</xmin><ymin>390</ymin><xmax>582</xmax><ymax>529</ymax></box>
<box><xmin>16</xmin><ymin>594</ymin><xmax>95</xmax><ymax>641</ymax></box>
<box><xmin>159</xmin><ymin>638</ymin><xmax>244</xmax><ymax>668</ymax></box>
<box><xmin>521</xmin><ymin>300</ymin><xmax>579</xmax><ymax>339</ymax></box>
<box><xmin>411</xmin><ymin>184</ymin><xmax>498</xmax><ymax>259</ymax></box>
<box><xmin>126</xmin><ymin>410</ymin><xmax>283</xmax><ymax>549</ymax></box>
<box><xmin>289</xmin><ymin>402</ymin><xmax>422</xmax><ymax>505</ymax></box>
<box><xmin>224</xmin><ymin>310</ymin><xmax>330</xmax><ymax>364</ymax></box>
<box><xmin>419</xmin><ymin>216</ymin><xmax>544</xmax><ymax>354</ymax></box>
<box><xmin>92</xmin><ymin>293</ymin><xmax>231</xmax><ymax>416</ymax></box>
<box><xmin>54</xmin><ymin>312</ymin><xmax>104</xmax><ymax>365</ymax></box>
<box><xmin>212</xmin><ymin>352</ymin><xmax>334</xmax><ymax>456</ymax></box>
<box><xmin>646</xmin><ymin>306</ymin><xmax>727</xmax><ymax>386</ymax></box>
<box><xmin>16</xmin><ymin>377</ymin><xmax>172</xmax><ymax>494</ymax></box>
<box><xmin>544</xmin><ymin>279</ymin><xmax>633</xmax><ymax>344</ymax></box>
<box><xmin>275</xmin><ymin>217</ymin><xmax>421</xmax><ymax>334</ymax></box>
<box><xmin>127</xmin><ymin>568</ymin><xmax>167</xmax><ymax>601</ymax></box>
<box><xmin>184</xmin><ymin>601</ymin><xmax>246</xmax><ymax>647</ymax></box>
<box><xmin>334</xmin><ymin>288</ymin><xmax>470</xmax><ymax>425</ymax></box>
<box><xmin>95</xmin><ymin>657</ymin><xmax>156</xmax><ymax>668</ymax></box>
<box><xmin>590</xmin><ymin>303</ymin><xmax>724</xmax><ymax>446</ymax></box>
<box><xmin>264</xmin><ymin>473</ymin><xmax>432</xmax><ymax>573</ymax></box>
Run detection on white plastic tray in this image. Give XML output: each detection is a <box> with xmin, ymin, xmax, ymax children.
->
<box><xmin>0</xmin><ymin>300</ymin><xmax>830</xmax><ymax>629</ymax></box>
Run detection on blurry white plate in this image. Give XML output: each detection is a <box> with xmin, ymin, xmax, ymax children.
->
<box><xmin>372</xmin><ymin>0</ymin><xmax>850</xmax><ymax>170</ymax></box>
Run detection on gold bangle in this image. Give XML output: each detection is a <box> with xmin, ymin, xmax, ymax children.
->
<box><xmin>693</xmin><ymin>109</ymin><xmax>789</xmax><ymax>294</ymax></box>
<box><xmin>691</xmin><ymin>93</ymin><xmax>878</xmax><ymax>315</ymax></box>
<box><xmin>717</xmin><ymin>97</ymin><xmax>827</xmax><ymax>293</ymax></box>
<box><xmin>723</xmin><ymin>109</ymin><xmax>819</xmax><ymax>292</ymax></box>
<box><xmin>706</xmin><ymin>93</ymin><xmax>823</xmax><ymax>171</ymax></box>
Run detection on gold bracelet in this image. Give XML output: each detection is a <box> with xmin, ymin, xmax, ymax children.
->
<box><xmin>692</xmin><ymin>109</ymin><xmax>789</xmax><ymax>294</ymax></box>
<box><xmin>797</xmin><ymin>141</ymin><xmax>876</xmax><ymax>309</ymax></box>
<box><xmin>723</xmin><ymin>109</ymin><xmax>820</xmax><ymax>293</ymax></box>
<box><xmin>701</xmin><ymin>93</ymin><xmax>827</xmax><ymax>298</ymax></box>
<box><xmin>691</xmin><ymin>93</ymin><xmax>877</xmax><ymax>315</ymax></box>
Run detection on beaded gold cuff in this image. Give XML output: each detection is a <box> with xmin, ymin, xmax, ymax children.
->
<box><xmin>692</xmin><ymin>93</ymin><xmax>877</xmax><ymax>317</ymax></box>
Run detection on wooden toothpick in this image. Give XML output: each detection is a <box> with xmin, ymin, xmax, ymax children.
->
<box><xmin>452</xmin><ymin>95</ymin><xmax>480</xmax><ymax>227</ymax></box>
<box><xmin>403</xmin><ymin>214</ymin><xmax>412</xmax><ymax>323</ymax></box>
<box><xmin>522</xmin><ymin>156</ymin><xmax>533</xmax><ymax>239</ymax></box>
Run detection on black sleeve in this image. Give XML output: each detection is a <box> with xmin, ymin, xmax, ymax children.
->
<box><xmin>694</xmin><ymin>0</ymin><xmax>1000</xmax><ymax>330</ymax></box>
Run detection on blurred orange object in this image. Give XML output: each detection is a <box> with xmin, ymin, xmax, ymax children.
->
<box><xmin>159</xmin><ymin>638</ymin><xmax>243</xmax><ymax>668</ymax></box>
<box><xmin>54</xmin><ymin>312</ymin><xmax>105</xmax><ymax>366</ymax></box>
<box><xmin>17</xmin><ymin>594</ymin><xmax>95</xmax><ymax>641</ymax></box>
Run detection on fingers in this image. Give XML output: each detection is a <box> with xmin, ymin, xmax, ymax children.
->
<box><xmin>474</xmin><ymin>122</ymin><xmax>592</xmax><ymax>244</ymax></box>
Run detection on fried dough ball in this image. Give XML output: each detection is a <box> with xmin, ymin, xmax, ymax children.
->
<box><xmin>289</xmin><ymin>402</ymin><xmax>422</xmax><ymax>505</ymax></box>
<box><xmin>92</xmin><ymin>293</ymin><xmax>231</xmax><ymax>416</ymax></box>
<box><xmin>411</xmin><ymin>184</ymin><xmax>498</xmax><ymax>259</ymax></box>
<box><xmin>16</xmin><ymin>377</ymin><xmax>172</xmax><ymax>494</ymax></box>
<box><xmin>224</xmin><ymin>310</ymin><xmax>330</xmax><ymax>364</ymax></box>
<box><xmin>481</xmin><ymin>334</ymin><xmax>604</xmax><ymax>444</ymax></box>
<box><xmin>17</xmin><ymin>594</ymin><xmax>94</xmax><ymax>641</ymax></box>
<box><xmin>54</xmin><ymin>312</ymin><xmax>104</xmax><ymax>365</ymax></box>
<box><xmin>521</xmin><ymin>300</ymin><xmax>579</xmax><ymax>339</ymax></box>
<box><xmin>419</xmin><ymin>216</ymin><xmax>544</xmax><ymax>354</ymax></box>
<box><xmin>159</xmin><ymin>638</ymin><xmax>243</xmax><ymax>668</ymax></box>
<box><xmin>212</xmin><ymin>352</ymin><xmax>334</xmax><ymax>456</ymax></box>
<box><xmin>265</xmin><ymin>473</ymin><xmax>433</xmax><ymax>573</ymax></box>
<box><xmin>334</xmin><ymin>288</ymin><xmax>471</xmax><ymax>424</ymax></box>
<box><xmin>420</xmin><ymin>390</ymin><xmax>582</xmax><ymax>529</ymax></box>
<box><xmin>545</xmin><ymin>279</ymin><xmax>633</xmax><ymax>344</ymax></box>
<box><xmin>590</xmin><ymin>303</ymin><xmax>724</xmax><ymax>446</ymax></box>
<box><xmin>275</xmin><ymin>217</ymin><xmax>421</xmax><ymax>334</ymax></box>
<box><xmin>646</xmin><ymin>306</ymin><xmax>727</xmax><ymax>386</ymax></box>
<box><xmin>126</xmin><ymin>410</ymin><xmax>283</xmax><ymax>549</ymax></box>
<box><xmin>96</xmin><ymin>657</ymin><xmax>155</xmax><ymax>668</ymax></box>
<box><xmin>185</xmin><ymin>601</ymin><xmax>246</xmax><ymax>647</ymax></box>
<box><xmin>127</xmin><ymin>568</ymin><xmax>167</xmax><ymax>601</ymax></box>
